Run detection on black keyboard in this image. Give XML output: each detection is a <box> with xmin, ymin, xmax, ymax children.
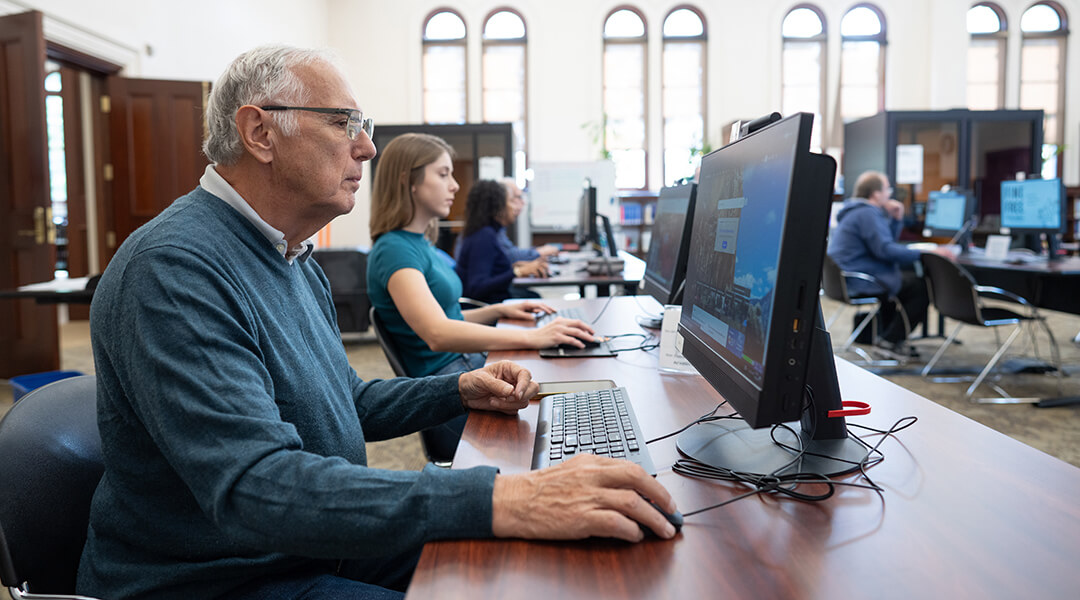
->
<box><xmin>535</xmin><ymin>307</ymin><xmax>587</xmax><ymax>326</ymax></box>
<box><xmin>531</xmin><ymin>387</ymin><xmax>655</xmax><ymax>475</ymax></box>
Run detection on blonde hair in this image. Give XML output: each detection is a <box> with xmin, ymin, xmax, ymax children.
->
<box><xmin>370</xmin><ymin>133</ymin><xmax>455</xmax><ymax>242</ymax></box>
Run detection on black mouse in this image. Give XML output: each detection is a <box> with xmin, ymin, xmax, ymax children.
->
<box><xmin>639</xmin><ymin>500</ymin><xmax>683</xmax><ymax>538</ymax></box>
<box><xmin>557</xmin><ymin>337</ymin><xmax>602</xmax><ymax>350</ymax></box>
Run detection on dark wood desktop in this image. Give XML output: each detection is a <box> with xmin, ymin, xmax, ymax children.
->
<box><xmin>406</xmin><ymin>296</ymin><xmax>1080</xmax><ymax>599</ymax></box>
<box><xmin>956</xmin><ymin>253</ymin><xmax>1080</xmax><ymax>315</ymax></box>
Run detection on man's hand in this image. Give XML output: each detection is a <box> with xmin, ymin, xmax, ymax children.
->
<box><xmin>458</xmin><ymin>361</ymin><xmax>538</xmax><ymax>414</ymax></box>
<box><xmin>492</xmin><ymin>455</ymin><xmax>678</xmax><ymax>542</ymax></box>
<box><xmin>537</xmin><ymin>245</ymin><xmax>560</xmax><ymax>258</ymax></box>
<box><xmin>884</xmin><ymin>199</ymin><xmax>905</xmax><ymax>220</ymax></box>
<box><xmin>499</xmin><ymin>300</ymin><xmax>554</xmax><ymax>320</ymax></box>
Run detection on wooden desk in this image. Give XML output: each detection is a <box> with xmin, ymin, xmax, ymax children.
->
<box><xmin>956</xmin><ymin>254</ymin><xmax>1080</xmax><ymax>316</ymax></box>
<box><xmin>0</xmin><ymin>276</ymin><xmax>96</xmax><ymax>304</ymax></box>
<box><xmin>407</xmin><ymin>296</ymin><xmax>1080</xmax><ymax>599</ymax></box>
<box><xmin>514</xmin><ymin>250</ymin><xmax>645</xmax><ymax>296</ymax></box>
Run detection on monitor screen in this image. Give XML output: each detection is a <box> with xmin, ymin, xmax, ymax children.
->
<box><xmin>575</xmin><ymin>184</ymin><xmax>598</xmax><ymax>245</ymax></box>
<box><xmin>594</xmin><ymin>214</ymin><xmax>618</xmax><ymax>258</ymax></box>
<box><xmin>675</xmin><ymin>113</ymin><xmax>866</xmax><ymax>476</ymax></box>
<box><xmin>642</xmin><ymin>184</ymin><xmax>697</xmax><ymax>305</ymax></box>
<box><xmin>924</xmin><ymin>190</ymin><xmax>970</xmax><ymax>233</ymax></box>
<box><xmin>1000</xmin><ymin>178</ymin><xmax>1064</xmax><ymax>233</ymax></box>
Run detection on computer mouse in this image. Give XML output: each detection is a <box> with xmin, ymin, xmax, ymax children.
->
<box><xmin>557</xmin><ymin>337</ymin><xmax>602</xmax><ymax>350</ymax></box>
<box><xmin>639</xmin><ymin>500</ymin><xmax>683</xmax><ymax>538</ymax></box>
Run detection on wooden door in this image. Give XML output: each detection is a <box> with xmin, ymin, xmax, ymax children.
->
<box><xmin>103</xmin><ymin>76</ymin><xmax>208</xmax><ymax>263</ymax></box>
<box><xmin>0</xmin><ymin>11</ymin><xmax>59</xmax><ymax>377</ymax></box>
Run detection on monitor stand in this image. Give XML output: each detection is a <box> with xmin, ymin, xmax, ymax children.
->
<box><xmin>676</xmin><ymin>308</ymin><xmax>869</xmax><ymax>477</ymax></box>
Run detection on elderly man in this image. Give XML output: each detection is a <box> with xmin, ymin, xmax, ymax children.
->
<box><xmin>499</xmin><ymin>178</ymin><xmax>560</xmax><ymax>263</ymax></box>
<box><xmin>78</xmin><ymin>46</ymin><xmax>675</xmax><ymax>600</ymax></box>
<box><xmin>828</xmin><ymin>171</ymin><xmax>953</xmax><ymax>356</ymax></box>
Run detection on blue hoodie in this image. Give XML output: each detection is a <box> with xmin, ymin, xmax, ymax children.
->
<box><xmin>827</xmin><ymin>199</ymin><xmax>921</xmax><ymax>297</ymax></box>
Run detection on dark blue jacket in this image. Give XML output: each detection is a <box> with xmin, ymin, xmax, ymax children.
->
<box><xmin>455</xmin><ymin>225</ymin><xmax>515</xmax><ymax>303</ymax></box>
<box><xmin>827</xmin><ymin>199</ymin><xmax>921</xmax><ymax>297</ymax></box>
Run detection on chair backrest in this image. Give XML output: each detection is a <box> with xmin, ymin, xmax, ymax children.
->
<box><xmin>920</xmin><ymin>253</ymin><xmax>983</xmax><ymax>325</ymax></box>
<box><xmin>820</xmin><ymin>254</ymin><xmax>851</xmax><ymax>303</ymax></box>
<box><xmin>0</xmin><ymin>375</ymin><xmax>103</xmax><ymax>595</ymax></box>
<box><xmin>369</xmin><ymin>306</ymin><xmax>409</xmax><ymax>378</ymax></box>
<box><xmin>312</xmin><ymin>248</ymin><xmax>371</xmax><ymax>333</ymax></box>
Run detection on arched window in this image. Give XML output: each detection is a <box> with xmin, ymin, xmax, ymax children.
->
<box><xmin>967</xmin><ymin>3</ymin><xmax>1008</xmax><ymax>110</ymax></box>
<box><xmin>1019</xmin><ymin>1</ymin><xmax>1069</xmax><ymax>178</ymax></box>
<box><xmin>423</xmin><ymin>9</ymin><xmax>467</xmax><ymax>124</ymax></box>
<box><xmin>782</xmin><ymin>4</ymin><xmax>827</xmax><ymax>151</ymax></box>
<box><xmin>840</xmin><ymin>3</ymin><xmax>887</xmax><ymax>123</ymax></box>
<box><xmin>604</xmin><ymin>7</ymin><xmax>648</xmax><ymax>189</ymax></box>
<box><xmin>483</xmin><ymin>8</ymin><xmax>528</xmax><ymax>183</ymax></box>
<box><xmin>662</xmin><ymin>6</ymin><xmax>706</xmax><ymax>186</ymax></box>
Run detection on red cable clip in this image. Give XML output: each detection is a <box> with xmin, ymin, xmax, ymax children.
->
<box><xmin>828</xmin><ymin>400</ymin><xmax>871</xmax><ymax>418</ymax></box>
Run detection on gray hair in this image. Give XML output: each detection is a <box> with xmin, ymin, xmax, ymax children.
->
<box><xmin>203</xmin><ymin>45</ymin><xmax>337</xmax><ymax>165</ymax></box>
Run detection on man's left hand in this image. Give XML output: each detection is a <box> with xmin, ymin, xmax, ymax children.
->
<box><xmin>459</xmin><ymin>361</ymin><xmax>538</xmax><ymax>414</ymax></box>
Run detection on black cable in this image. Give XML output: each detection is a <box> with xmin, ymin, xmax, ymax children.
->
<box><xmin>588</xmin><ymin>293</ymin><xmax>617</xmax><ymax>324</ymax></box>
<box><xmin>645</xmin><ymin>401</ymin><xmax>730</xmax><ymax>445</ymax></box>
<box><xmin>659</xmin><ymin>385</ymin><xmax>917</xmax><ymax>518</ymax></box>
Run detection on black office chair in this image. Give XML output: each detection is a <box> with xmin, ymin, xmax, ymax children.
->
<box><xmin>312</xmin><ymin>248</ymin><xmax>371</xmax><ymax>334</ymax></box>
<box><xmin>820</xmin><ymin>255</ymin><xmax>911</xmax><ymax>365</ymax></box>
<box><xmin>368</xmin><ymin>307</ymin><xmax>457</xmax><ymax>467</ymax></box>
<box><xmin>919</xmin><ymin>253</ymin><xmax>1062</xmax><ymax>402</ymax></box>
<box><xmin>0</xmin><ymin>375</ymin><xmax>104</xmax><ymax>600</ymax></box>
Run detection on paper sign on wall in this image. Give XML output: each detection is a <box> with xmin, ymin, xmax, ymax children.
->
<box><xmin>478</xmin><ymin>156</ymin><xmax>505</xmax><ymax>181</ymax></box>
<box><xmin>659</xmin><ymin>305</ymin><xmax>699</xmax><ymax>374</ymax></box>
<box><xmin>895</xmin><ymin>144</ymin><xmax>924</xmax><ymax>185</ymax></box>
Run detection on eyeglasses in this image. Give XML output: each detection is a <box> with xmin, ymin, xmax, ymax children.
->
<box><xmin>260</xmin><ymin>105</ymin><xmax>374</xmax><ymax>140</ymax></box>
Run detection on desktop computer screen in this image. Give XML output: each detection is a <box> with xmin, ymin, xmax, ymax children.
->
<box><xmin>642</xmin><ymin>184</ymin><xmax>697</xmax><ymax>306</ymax></box>
<box><xmin>593</xmin><ymin>214</ymin><xmax>619</xmax><ymax>258</ymax></box>
<box><xmin>924</xmin><ymin>190</ymin><xmax>974</xmax><ymax>236</ymax></box>
<box><xmin>1000</xmin><ymin>178</ymin><xmax>1064</xmax><ymax>234</ymax></box>
<box><xmin>574</xmin><ymin>183</ymin><xmax>598</xmax><ymax>246</ymax></box>
<box><xmin>676</xmin><ymin>112</ymin><xmax>867</xmax><ymax>477</ymax></box>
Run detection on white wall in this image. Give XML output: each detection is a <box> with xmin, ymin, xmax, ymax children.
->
<box><xmin>5</xmin><ymin>0</ymin><xmax>1078</xmax><ymax>248</ymax></box>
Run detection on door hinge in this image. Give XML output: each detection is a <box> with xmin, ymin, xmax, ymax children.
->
<box><xmin>103</xmin><ymin>164</ymin><xmax>114</xmax><ymax>181</ymax></box>
<box><xmin>100</xmin><ymin>95</ymin><xmax>111</xmax><ymax>113</ymax></box>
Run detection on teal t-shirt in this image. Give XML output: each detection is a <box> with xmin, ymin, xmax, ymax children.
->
<box><xmin>368</xmin><ymin>230</ymin><xmax>465</xmax><ymax>376</ymax></box>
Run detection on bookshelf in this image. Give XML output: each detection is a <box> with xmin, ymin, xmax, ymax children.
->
<box><xmin>615</xmin><ymin>191</ymin><xmax>658</xmax><ymax>259</ymax></box>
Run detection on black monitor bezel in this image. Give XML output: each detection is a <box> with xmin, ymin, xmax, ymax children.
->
<box><xmin>677</xmin><ymin>113</ymin><xmax>836</xmax><ymax>429</ymax></box>
<box><xmin>575</xmin><ymin>184</ymin><xmax>598</xmax><ymax>246</ymax></box>
<box><xmin>923</xmin><ymin>189</ymin><xmax>976</xmax><ymax>237</ymax></box>
<box><xmin>595</xmin><ymin>214</ymin><xmax>618</xmax><ymax>258</ymax></box>
<box><xmin>642</xmin><ymin>183</ymin><xmax>697</xmax><ymax>306</ymax></box>
<box><xmin>998</xmin><ymin>178</ymin><xmax>1066</xmax><ymax>235</ymax></box>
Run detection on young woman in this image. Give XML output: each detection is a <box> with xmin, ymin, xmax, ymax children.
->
<box><xmin>455</xmin><ymin>180</ymin><xmax>541</xmax><ymax>304</ymax></box>
<box><xmin>367</xmin><ymin>133</ymin><xmax>595</xmax><ymax>379</ymax></box>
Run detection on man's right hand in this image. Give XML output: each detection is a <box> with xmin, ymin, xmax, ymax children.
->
<box><xmin>514</xmin><ymin>259</ymin><xmax>550</xmax><ymax>278</ymax></box>
<box><xmin>528</xmin><ymin>318</ymin><xmax>596</xmax><ymax>348</ymax></box>
<box><xmin>491</xmin><ymin>455</ymin><xmax>678</xmax><ymax>542</ymax></box>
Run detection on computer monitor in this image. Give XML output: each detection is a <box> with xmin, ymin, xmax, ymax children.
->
<box><xmin>574</xmin><ymin>182</ymin><xmax>598</xmax><ymax>246</ymax></box>
<box><xmin>642</xmin><ymin>184</ymin><xmax>697</xmax><ymax>306</ymax></box>
<box><xmin>1000</xmin><ymin>178</ymin><xmax>1065</xmax><ymax>259</ymax></box>
<box><xmin>594</xmin><ymin>214</ymin><xmax>618</xmax><ymax>258</ymax></box>
<box><xmin>676</xmin><ymin>112</ymin><xmax>868</xmax><ymax>477</ymax></box>
<box><xmin>923</xmin><ymin>189</ymin><xmax>977</xmax><ymax>250</ymax></box>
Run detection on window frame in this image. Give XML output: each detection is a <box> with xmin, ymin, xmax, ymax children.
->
<box><xmin>840</xmin><ymin>2</ymin><xmax>888</xmax><ymax>121</ymax></box>
<box><xmin>781</xmin><ymin>3</ymin><xmax>828</xmax><ymax>151</ymax></box>
<box><xmin>603</xmin><ymin>5</ymin><xmax>650</xmax><ymax>190</ymax></box>
<box><xmin>422</xmin><ymin>7</ymin><xmax>469</xmax><ymax>124</ymax></box>
<box><xmin>968</xmin><ymin>2</ymin><xmax>1008</xmax><ymax>110</ymax></box>
<box><xmin>481</xmin><ymin>7</ymin><xmax>529</xmax><ymax>181</ymax></box>
<box><xmin>661</xmin><ymin>4</ymin><xmax>707</xmax><ymax>187</ymax></box>
<box><xmin>1019</xmin><ymin>1</ymin><xmax>1069</xmax><ymax>177</ymax></box>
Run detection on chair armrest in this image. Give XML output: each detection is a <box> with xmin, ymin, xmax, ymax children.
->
<box><xmin>839</xmin><ymin>270</ymin><xmax>889</xmax><ymax>296</ymax></box>
<box><xmin>974</xmin><ymin>285</ymin><xmax>1031</xmax><ymax>306</ymax></box>
<box><xmin>458</xmin><ymin>297</ymin><xmax>490</xmax><ymax>309</ymax></box>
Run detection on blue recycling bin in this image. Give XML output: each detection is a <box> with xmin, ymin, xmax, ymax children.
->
<box><xmin>10</xmin><ymin>370</ymin><xmax>86</xmax><ymax>402</ymax></box>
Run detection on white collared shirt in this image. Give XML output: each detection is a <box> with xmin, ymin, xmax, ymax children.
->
<box><xmin>199</xmin><ymin>165</ymin><xmax>314</xmax><ymax>263</ymax></box>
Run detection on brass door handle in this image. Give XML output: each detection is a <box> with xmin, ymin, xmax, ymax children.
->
<box><xmin>17</xmin><ymin>207</ymin><xmax>47</xmax><ymax>244</ymax></box>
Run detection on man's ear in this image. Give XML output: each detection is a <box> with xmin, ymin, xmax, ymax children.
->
<box><xmin>235</xmin><ymin>105</ymin><xmax>275</xmax><ymax>164</ymax></box>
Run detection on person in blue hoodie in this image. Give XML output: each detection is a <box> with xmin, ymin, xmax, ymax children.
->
<box><xmin>828</xmin><ymin>171</ymin><xmax>953</xmax><ymax>354</ymax></box>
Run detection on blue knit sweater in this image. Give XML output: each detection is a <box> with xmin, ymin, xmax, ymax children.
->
<box><xmin>455</xmin><ymin>225</ymin><xmax>515</xmax><ymax>303</ymax></box>
<box><xmin>78</xmin><ymin>187</ymin><xmax>497</xmax><ymax>599</ymax></box>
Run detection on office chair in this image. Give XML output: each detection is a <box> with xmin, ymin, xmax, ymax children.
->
<box><xmin>820</xmin><ymin>255</ymin><xmax>911</xmax><ymax>365</ymax></box>
<box><xmin>919</xmin><ymin>253</ymin><xmax>1062</xmax><ymax>402</ymax></box>
<box><xmin>312</xmin><ymin>248</ymin><xmax>371</xmax><ymax>334</ymax></box>
<box><xmin>368</xmin><ymin>307</ymin><xmax>456</xmax><ymax>467</ymax></box>
<box><xmin>0</xmin><ymin>375</ymin><xmax>104</xmax><ymax>600</ymax></box>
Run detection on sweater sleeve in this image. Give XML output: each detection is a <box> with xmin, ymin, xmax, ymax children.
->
<box><xmin>857</xmin><ymin>210</ymin><xmax>921</xmax><ymax>265</ymax></box>
<box><xmin>105</xmin><ymin>245</ymin><xmax>496</xmax><ymax>559</ymax></box>
<box><xmin>458</xmin><ymin>228</ymin><xmax>515</xmax><ymax>300</ymax></box>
